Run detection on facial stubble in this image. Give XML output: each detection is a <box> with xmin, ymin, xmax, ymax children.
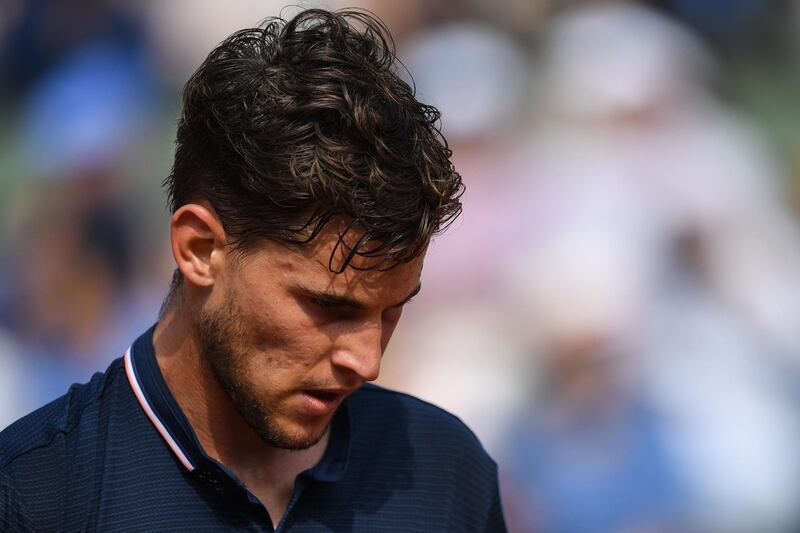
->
<box><xmin>195</xmin><ymin>293</ymin><xmax>330</xmax><ymax>451</ymax></box>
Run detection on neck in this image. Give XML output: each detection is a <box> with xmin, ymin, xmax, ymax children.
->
<box><xmin>152</xmin><ymin>305</ymin><xmax>328</xmax><ymax>510</ymax></box>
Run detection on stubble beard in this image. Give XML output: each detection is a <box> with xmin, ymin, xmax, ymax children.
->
<box><xmin>194</xmin><ymin>295</ymin><xmax>329</xmax><ymax>451</ymax></box>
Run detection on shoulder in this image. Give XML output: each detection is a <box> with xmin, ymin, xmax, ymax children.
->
<box><xmin>0</xmin><ymin>357</ymin><xmax>126</xmax><ymax>468</ymax></box>
<box><xmin>0</xmin><ymin>358</ymin><xmax>131</xmax><ymax>528</ymax></box>
<box><xmin>0</xmin><ymin>465</ymin><xmax>35</xmax><ymax>532</ymax></box>
<box><xmin>348</xmin><ymin>383</ymin><xmax>496</xmax><ymax>467</ymax></box>
<box><xmin>344</xmin><ymin>385</ymin><xmax>506</xmax><ymax>531</ymax></box>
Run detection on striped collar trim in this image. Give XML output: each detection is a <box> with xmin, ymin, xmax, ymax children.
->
<box><xmin>124</xmin><ymin>345</ymin><xmax>196</xmax><ymax>471</ymax></box>
<box><xmin>123</xmin><ymin>326</ymin><xmax>352</xmax><ymax>482</ymax></box>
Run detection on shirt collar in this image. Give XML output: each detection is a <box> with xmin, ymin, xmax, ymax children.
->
<box><xmin>124</xmin><ymin>325</ymin><xmax>351</xmax><ymax>482</ymax></box>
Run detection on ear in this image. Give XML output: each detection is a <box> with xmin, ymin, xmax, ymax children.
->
<box><xmin>170</xmin><ymin>203</ymin><xmax>227</xmax><ymax>288</ymax></box>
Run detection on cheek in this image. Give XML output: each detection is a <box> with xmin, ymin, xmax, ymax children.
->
<box><xmin>239</xmin><ymin>305</ymin><xmax>334</xmax><ymax>375</ymax></box>
<box><xmin>232</xmin><ymin>278</ymin><xmax>338</xmax><ymax>372</ymax></box>
<box><xmin>238</xmin><ymin>277</ymin><xmax>324</xmax><ymax>332</ymax></box>
<box><xmin>235</xmin><ymin>284</ymin><xmax>298</xmax><ymax>342</ymax></box>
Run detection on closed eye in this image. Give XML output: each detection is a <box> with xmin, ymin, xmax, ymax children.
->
<box><xmin>309</xmin><ymin>297</ymin><xmax>362</xmax><ymax>322</ymax></box>
<box><xmin>313</xmin><ymin>297</ymin><xmax>344</xmax><ymax>310</ymax></box>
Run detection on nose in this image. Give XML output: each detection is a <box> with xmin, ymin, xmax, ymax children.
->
<box><xmin>330</xmin><ymin>321</ymin><xmax>383</xmax><ymax>383</ymax></box>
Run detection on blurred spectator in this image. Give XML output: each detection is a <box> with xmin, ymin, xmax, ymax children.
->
<box><xmin>638</xmin><ymin>235</ymin><xmax>800</xmax><ymax>532</ymax></box>
<box><xmin>396</xmin><ymin>21</ymin><xmax>532</xmax><ymax>303</ymax></box>
<box><xmin>498</xmin><ymin>2</ymin><xmax>800</xmax><ymax>531</ymax></box>
<box><xmin>18</xmin><ymin>43</ymin><xmax>157</xmax><ymax>177</ymax></box>
<box><xmin>500</xmin><ymin>338</ymin><xmax>688</xmax><ymax>533</ymax></box>
<box><xmin>0</xmin><ymin>0</ymin><xmax>162</xmax><ymax>406</ymax></box>
<box><xmin>0</xmin><ymin>0</ymin><xmax>149</xmax><ymax>101</ymax></box>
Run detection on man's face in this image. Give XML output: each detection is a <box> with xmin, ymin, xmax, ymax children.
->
<box><xmin>194</xmin><ymin>225</ymin><xmax>424</xmax><ymax>450</ymax></box>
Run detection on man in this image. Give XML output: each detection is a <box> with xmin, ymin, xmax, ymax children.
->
<box><xmin>0</xmin><ymin>8</ymin><xmax>506</xmax><ymax>532</ymax></box>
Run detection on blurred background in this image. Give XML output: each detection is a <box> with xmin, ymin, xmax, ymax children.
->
<box><xmin>1</xmin><ymin>0</ymin><xmax>800</xmax><ymax>531</ymax></box>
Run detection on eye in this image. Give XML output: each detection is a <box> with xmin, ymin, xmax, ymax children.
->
<box><xmin>308</xmin><ymin>297</ymin><xmax>359</xmax><ymax>321</ymax></box>
<box><xmin>313</xmin><ymin>297</ymin><xmax>339</xmax><ymax>309</ymax></box>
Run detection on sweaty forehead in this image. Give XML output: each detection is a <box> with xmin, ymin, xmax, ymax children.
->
<box><xmin>244</xmin><ymin>226</ymin><xmax>424</xmax><ymax>296</ymax></box>
<box><xmin>291</xmin><ymin>216</ymin><xmax>428</xmax><ymax>271</ymax></box>
<box><xmin>306</xmin><ymin>245</ymin><xmax>425</xmax><ymax>298</ymax></box>
<box><xmin>293</xmin><ymin>219</ymin><xmax>423</xmax><ymax>272</ymax></box>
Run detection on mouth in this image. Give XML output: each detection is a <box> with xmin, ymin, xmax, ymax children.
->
<box><xmin>300</xmin><ymin>388</ymin><xmax>353</xmax><ymax>415</ymax></box>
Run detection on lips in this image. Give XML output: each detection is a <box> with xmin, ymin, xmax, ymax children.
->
<box><xmin>300</xmin><ymin>388</ymin><xmax>353</xmax><ymax>415</ymax></box>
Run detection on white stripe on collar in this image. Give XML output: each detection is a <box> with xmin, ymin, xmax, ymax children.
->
<box><xmin>124</xmin><ymin>347</ymin><xmax>195</xmax><ymax>471</ymax></box>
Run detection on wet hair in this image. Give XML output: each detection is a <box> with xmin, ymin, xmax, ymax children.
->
<box><xmin>164</xmin><ymin>8</ymin><xmax>462</xmax><ymax>277</ymax></box>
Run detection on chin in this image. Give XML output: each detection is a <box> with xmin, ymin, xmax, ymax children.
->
<box><xmin>248</xmin><ymin>412</ymin><xmax>331</xmax><ymax>451</ymax></box>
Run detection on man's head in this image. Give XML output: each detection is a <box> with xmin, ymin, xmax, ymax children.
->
<box><xmin>165</xmin><ymin>8</ymin><xmax>461</xmax><ymax>272</ymax></box>
<box><xmin>162</xmin><ymin>10</ymin><xmax>462</xmax><ymax>450</ymax></box>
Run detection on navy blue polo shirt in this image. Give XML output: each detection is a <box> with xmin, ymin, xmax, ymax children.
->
<box><xmin>0</xmin><ymin>327</ymin><xmax>506</xmax><ymax>531</ymax></box>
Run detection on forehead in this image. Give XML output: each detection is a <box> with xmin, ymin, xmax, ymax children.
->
<box><xmin>237</xmin><ymin>223</ymin><xmax>424</xmax><ymax>300</ymax></box>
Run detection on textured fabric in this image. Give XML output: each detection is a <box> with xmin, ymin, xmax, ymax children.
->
<box><xmin>0</xmin><ymin>328</ymin><xmax>506</xmax><ymax>532</ymax></box>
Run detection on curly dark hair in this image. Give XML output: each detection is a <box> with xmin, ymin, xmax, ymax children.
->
<box><xmin>164</xmin><ymin>8</ymin><xmax>462</xmax><ymax>273</ymax></box>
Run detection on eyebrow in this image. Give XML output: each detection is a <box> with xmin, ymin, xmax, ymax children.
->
<box><xmin>296</xmin><ymin>283</ymin><xmax>422</xmax><ymax>310</ymax></box>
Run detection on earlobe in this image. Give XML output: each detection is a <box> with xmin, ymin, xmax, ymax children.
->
<box><xmin>170</xmin><ymin>204</ymin><xmax>227</xmax><ymax>288</ymax></box>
